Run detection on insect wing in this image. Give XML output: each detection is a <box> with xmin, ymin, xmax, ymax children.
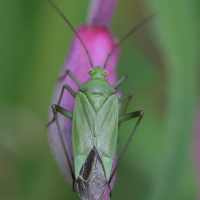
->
<box><xmin>72</xmin><ymin>91</ymin><xmax>94</xmax><ymax>179</ymax></box>
<box><xmin>96</xmin><ymin>94</ymin><xmax>118</xmax><ymax>181</ymax></box>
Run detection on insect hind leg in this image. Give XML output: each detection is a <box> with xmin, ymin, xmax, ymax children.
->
<box><xmin>108</xmin><ymin>183</ymin><xmax>112</xmax><ymax>198</ymax></box>
<box><xmin>109</xmin><ymin>110</ymin><xmax>144</xmax><ymax>183</ymax></box>
<box><xmin>51</xmin><ymin>104</ymin><xmax>75</xmax><ymax>187</ymax></box>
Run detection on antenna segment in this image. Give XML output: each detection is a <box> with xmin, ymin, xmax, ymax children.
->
<box><xmin>103</xmin><ymin>13</ymin><xmax>156</xmax><ymax>69</ymax></box>
<box><xmin>48</xmin><ymin>0</ymin><xmax>94</xmax><ymax>68</ymax></box>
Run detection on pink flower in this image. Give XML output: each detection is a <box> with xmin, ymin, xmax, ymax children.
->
<box><xmin>48</xmin><ymin>0</ymin><xmax>119</xmax><ymax>199</ymax></box>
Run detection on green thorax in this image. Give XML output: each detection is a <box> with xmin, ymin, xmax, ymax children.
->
<box><xmin>79</xmin><ymin>66</ymin><xmax>116</xmax><ymax>112</ymax></box>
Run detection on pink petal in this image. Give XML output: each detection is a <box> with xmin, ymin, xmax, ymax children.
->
<box><xmin>87</xmin><ymin>0</ymin><xmax>118</xmax><ymax>27</ymax></box>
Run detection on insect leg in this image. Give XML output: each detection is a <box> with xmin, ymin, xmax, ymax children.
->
<box><xmin>47</xmin><ymin>84</ymin><xmax>76</xmax><ymax>127</ymax></box>
<box><xmin>58</xmin><ymin>70</ymin><xmax>81</xmax><ymax>87</ymax></box>
<box><xmin>108</xmin><ymin>183</ymin><xmax>112</xmax><ymax>198</ymax></box>
<box><xmin>109</xmin><ymin>111</ymin><xmax>144</xmax><ymax>183</ymax></box>
<box><xmin>52</xmin><ymin>104</ymin><xmax>73</xmax><ymax>119</ymax></box>
<box><xmin>118</xmin><ymin>93</ymin><xmax>132</xmax><ymax>128</ymax></box>
<box><xmin>58</xmin><ymin>84</ymin><xmax>76</xmax><ymax>105</ymax></box>
<box><xmin>51</xmin><ymin>104</ymin><xmax>76</xmax><ymax>185</ymax></box>
<box><xmin>112</xmin><ymin>75</ymin><xmax>127</xmax><ymax>88</ymax></box>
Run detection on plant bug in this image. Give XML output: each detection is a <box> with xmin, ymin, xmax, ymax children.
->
<box><xmin>47</xmin><ymin>1</ymin><xmax>154</xmax><ymax>199</ymax></box>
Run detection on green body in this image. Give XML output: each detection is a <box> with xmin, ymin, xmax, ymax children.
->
<box><xmin>72</xmin><ymin>67</ymin><xmax>118</xmax><ymax>181</ymax></box>
<box><xmin>51</xmin><ymin>65</ymin><xmax>143</xmax><ymax>200</ymax></box>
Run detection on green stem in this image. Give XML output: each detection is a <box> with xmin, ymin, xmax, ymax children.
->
<box><xmin>146</xmin><ymin>0</ymin><xmax>199</xmax><ymax>199</ymax></box>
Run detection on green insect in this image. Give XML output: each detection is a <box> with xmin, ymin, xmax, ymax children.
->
<box><xmin>47</xmin><ymin>1</ymin><xmax>154</xmax><ymax>199</ymax></box>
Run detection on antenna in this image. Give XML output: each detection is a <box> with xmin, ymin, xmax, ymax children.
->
<box><xmin>48</xmin><ymin>0</ymin><xmax>94</xmax><ymax>68</ymax></box>
<box><xmin>103</xmin><ymin>13</ymin><xmax>156</xmax><ymax>69</ymax></box>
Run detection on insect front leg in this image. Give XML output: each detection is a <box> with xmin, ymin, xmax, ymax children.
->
<box><xmin>47</xmin><ymin>84</ymin><xmax>76</xmax><ymax>127</ymax></box>
<box><xmin>51</xmin><ymin>104</ymin><xmax>77</xmax><ymax>192</ymax></box>
<box><xmin>58</xmin><ymin>70</ymin><xmax>81</xmax><ymax>87</ymax></box>
<box><xmin>47</xmin><ymin>70</ymin><xmax>80</xmax><ymax>126</ymax></box>
<box><xmin>109</xmin><ymin>110</ymin><xmax>144</xmax><ymax>183</ymax></box>
<box><xmin>112</xmin><ymin>75</ymin><xmax>127</xmax><ymax>88</ymax></box>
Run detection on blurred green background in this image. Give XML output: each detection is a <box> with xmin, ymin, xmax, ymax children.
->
<box><xmin>0</xmin><ymin>0</ymin><xmax>199</xmax><ymax>200</ymax></box>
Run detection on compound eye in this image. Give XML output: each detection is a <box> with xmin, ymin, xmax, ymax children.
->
<box><xmin>103</xmin><ymin>70</ymin><xmax>108</xmax><ymax>77</ymax></box>
<box><xmin>88</xmin><ymin>68</ymin><xmax>94</xmax><ymax>75</ymax></box>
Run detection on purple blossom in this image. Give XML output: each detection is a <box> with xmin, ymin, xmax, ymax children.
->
<box><xmin>48</xmin><ymin>0</ymin><xmax>119</xmax><ymax>199</ymax></box>
<box><xmin>87</xmin><ymin>0</ymin><xmax>118</xmax><ymax>27</ymax></box>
